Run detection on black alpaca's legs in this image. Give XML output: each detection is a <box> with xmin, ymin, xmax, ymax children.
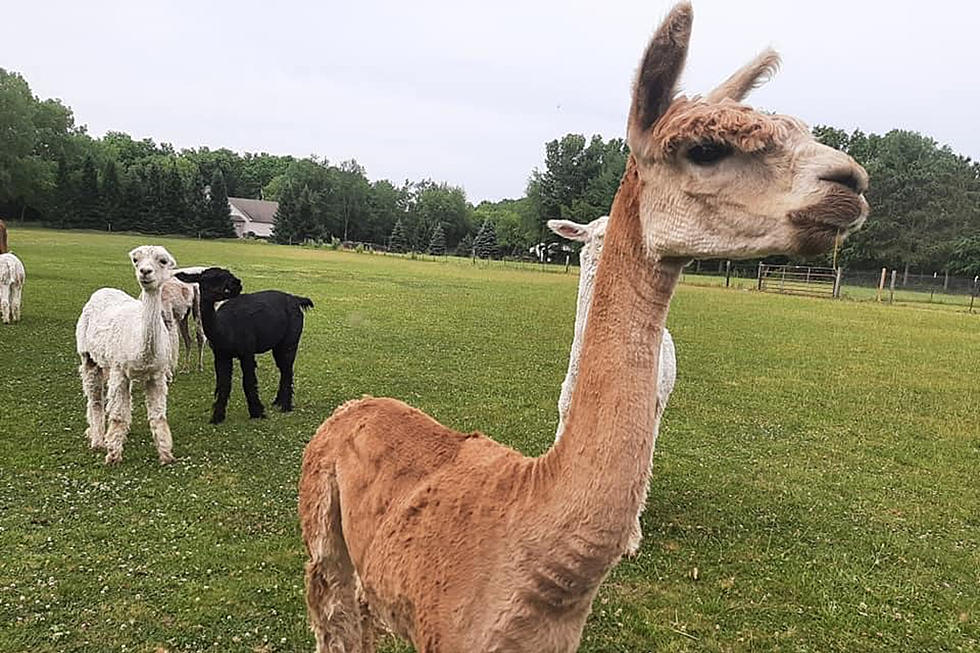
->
<box><xmin>272</xmin><ymin>345</ymin><xmax>297</xmax><ymax>412</ymax></box>
<box><xmin>240</xmin><ymin>354</ymin><xmax>266</xmax><ymax>419</ymax></box>
<box><xmin>211</xmin><ymin>354</ymin><xmax>233</xmax><ymax>424</ymax></box>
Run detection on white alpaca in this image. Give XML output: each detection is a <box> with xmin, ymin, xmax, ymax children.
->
<box><xmin>549</xmin><ymin>216</ymin><xmax>676</xmax><ymax>556</ymax></box>
<box><xmin>549</xmin><ymin>216</ymin><xmax>677</xmax><ymax>441</ymax></box>
<box><xmin>0</xmin><ymin>253</ymin><xmax>25</xmax><ymax>324</ymax></box>
<box><xmin>76</xmin><ymin>246</ymin><xmax>177</xmax><ymax>464</ymax></box>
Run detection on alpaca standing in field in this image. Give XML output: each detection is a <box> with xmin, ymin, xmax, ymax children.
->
<box><xmin>0</xmin><ymin>220</ymin><xmax>26</xmax><ymax>324</ymax></box>
<box><xmin>175</xmin><ymin>268</ymin><xmax>313</xmax><ymax>424</ymax></box>
<box><xmin>549</xmin><ymin>215</ymin><xmax>677</xmax><ymax>556</ymax></box>
<box><xmin>299</xmin><ymin>4</ymin><xmax>868</xmax><ymax>651</ymax></box>
<box><xmin>76</xmin><ymin>246</ymin><xmax>178</xmax><ymax>464</ymax></box>
<box><xmin>0</xmin><ymin>252</ymin><xmax>25</xmax><ymax>324</ymax></box>
<box><xmin>162</xmin><ymin>274</ymin><xmax>205</xmax><ymax>372</ymax></box>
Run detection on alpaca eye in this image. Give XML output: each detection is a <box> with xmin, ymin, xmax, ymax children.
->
<box><xmin>686</xmin><ymin>142</ymin><xmax>733</xmax><ymax>166</ymax></box>
<box><xmin>159</xmin><ymin>258</ymin><xmax>168</xmax><ymax>265</ymax></box>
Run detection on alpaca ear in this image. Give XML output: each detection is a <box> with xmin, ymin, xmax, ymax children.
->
<box><xmin>705</xmin><ymin>48</ymin><xmax>781</xmax><ymax>103</ymax></box>
<box><xmin>547</xmin><ymin>219</ymin><xmax>592</xmax><ymax>243</ymax></box>
<box><xmin>627</xmin><ymin>2</ymin><xmax>693</xmax><ymax>159</ymax></box>
<box><xmin>175</xmin><ymin>271</ymin><xmax>200</xmax><ymax>283</ymax></box>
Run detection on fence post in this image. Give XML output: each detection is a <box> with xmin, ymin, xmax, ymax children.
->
<box><xmin>889</xmin><ymin>269</ymin><xmax>897</xmax><ymax>304</ymax></box>
<box><xmin>971</xmin><ymin>276</ymin><xmax>979</xmax><ymax>313</ymax></box>
<box><xmin>564</xmin><ymin>253</ymin><xmax>570</xmax><ymax>273</ymax></box>
<box><xmin>876</xmin><ymin>267</ymin><xmax>886</xmax><ymax>302</ymax></box>
<box><xmin>930</xmin><ymin>271</ymin><xmax>938</xmax><ymax>302</ymax></box>
<box><xmin>944</xmin><ymin>270</ymin><xmax>949</xmax><ymax>291</ymax></box>
<box><xmin>833</xmin><ymin>267</ymin><xmax>843</xmax><ymax>299</ymax></box>
<box><xmin>725</xmin><ymin>260</ymin><xmax>732</xmax><ymax>288</ymax></box>
<box><xmin>757</xmin><ymin>262</ymin><xmax>763</xmax><ymax>291</ymax></box>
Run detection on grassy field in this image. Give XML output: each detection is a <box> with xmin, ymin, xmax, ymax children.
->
<box><xmin>1</xmin><ymin>227</ymin><xmax>978</xmax><ymax>652</ymax></box>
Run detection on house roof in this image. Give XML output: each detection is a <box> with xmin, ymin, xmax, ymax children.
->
<box><xmin>228</xmin><ymin>197</ymin><xmax>279</xmax><ymax>224</ymax></box>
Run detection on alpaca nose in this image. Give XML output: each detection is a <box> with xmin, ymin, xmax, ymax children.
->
<box><xmin>140</xmin><ymin>267</ymin><xmax>152</xmax><ymax>277</ymax></box>
<box><xmin>818</xmin><ymin>160</ymin><xmax>869</xmax><ymax>195</ymax></box>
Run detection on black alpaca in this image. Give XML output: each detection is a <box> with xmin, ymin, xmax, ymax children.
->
<box><xmin>175</xmin><ymin>268</ymin><xmax>313</xmax><ymax>424</ymax></box>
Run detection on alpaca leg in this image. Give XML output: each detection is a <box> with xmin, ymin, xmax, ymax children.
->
<box><xmin>144</xmin><ymin>373</ymin><xmax>174</xmax><ymax>464</ymax></box>
<box><xmin>272</xmin><ymin>345</ymin><xmax>297</xmax><ymax>411</ymax></box>
<box><xmin>189</xmin><ymin>289</ymin><xmax>204</xmax><ymax>371</ymax></box>
<box><xmin>303</xmin><ymin>469</ymin><xmax>367</xmax><ymax>652</ymax></box>
<box><xmin>79</xmin><ymin>356</ymin><xmax>106</xmax><ymax>449</ymax></box>
<box><xmin>625</xmin><ymin>511</ymin><xmax>643</xmax><ymax>557</ymax></box>
<box><xmin>192</xmin><ymin>296</ymin><xmax>205</xmax><ymax>372</ymax></box>
<box><xmin>211</xmin><ymin>354</ymin><xmax>233</xmax><ymax>424</ymax></box>
<box><xmin>11</xmin><ymin>283</ymin><xmax>22</xmax><ymax>322</ymax></box>
<box><xmin>240</xmin><ymin>354</ymin><xmax>266</xmax><ymax>419</ymax></box>
<box><xmin>177</xmin><ymin>315</ymin><xmax>192</xmax><ymax>371</ymax></box>
<box><xmin>0</xmin><ymin>283</ymin><xmax>9</xmax><ymax>323</ymax></box>
<box><xmin>104</xmin><ymin>370</ymin><xmax>132</xmax><ymax>464</ymax></box>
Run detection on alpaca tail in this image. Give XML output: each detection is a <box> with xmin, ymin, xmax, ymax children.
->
<box><xmin>295</xmin><ymin>296</ymin><xmax>314</xmax><ymax>311</ymax></box>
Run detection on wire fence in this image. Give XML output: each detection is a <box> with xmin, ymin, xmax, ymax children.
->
<box><xmin>313</xmin><ymin>241</ymin><xmax>980</xmax><ymax>312</ymax></box>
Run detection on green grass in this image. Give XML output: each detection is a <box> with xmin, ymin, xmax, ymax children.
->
<box><xmin>1</xmin><ymin>227</ymin><xmax>977</xmax><ymax>652</ymax></box>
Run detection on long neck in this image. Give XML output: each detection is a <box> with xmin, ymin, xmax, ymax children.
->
<box><xmin>537</xmin><ymin>157</ymin><xmax>682</xmax><ymax>549</ymax></box>
<box><xmin>139</xmin><ymin>286</ymin><xmax>167</xmax><ymax>364</ymax></box>
<box><xmin>554</xmin><ymin>249</ymin><xmax>598</xmax><ymax>440</ymax></box>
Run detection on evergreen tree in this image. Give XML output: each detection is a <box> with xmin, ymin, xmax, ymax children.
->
<box><xmin>293</xmin><ymin>186</ymin><xmax>317</xmax><ymax>242</ymax></box>
<box><xmin>202</xmin><ymin>168</ymin><xmax>234</xmax><ymax>238</ymax></box>
<box><xmin>53</xmin><ymin>158</ymin><xmax>76</xmax><ymax>228</ymax></box>
<box><xmin>454</xmin><ymin>233</ymin><xmax>473</xmax><ymax>257</ymax></box>
<box><xmin>474</xmin><ymin>220</ymin><xmax>499</xmax><ymax>259</ymax></box>
<box><xmin>389</xmin><ymin>218</ymin><xmax>408</xmax><ymax>253</ymax></box>
<box><xmin>77</xmin><ymin>155</ymin><xmax>103</xmax><ymax>229</ymax></box>
<box><xmin>427</xmin><ymin>222</ymin><xmax>446</xmax><ymax>255</ymax></box>
<box><xmin>159</xmin><ymin>162</ymin><xmax>186</xmax><ymax>234</ymax></box>
<box><xmin>271</xmin><ymin>181</ymin><xmax>298</xmax><ymax>244</ymax></box>
<box><xmin>137</xmin><ymin>164</ymin><xmax>163</xmax><ymax>233</ymax></box>
<box><xmin>102</xmin><ymin>159</ymin><xmax>123</xmax><ymax>231</ymax></box>
<box><xmin>185</xmin><ymin>169</ymin><xmax>209</xmax><ymax>236</ymax></box>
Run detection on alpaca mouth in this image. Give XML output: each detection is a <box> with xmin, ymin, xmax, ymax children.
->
<box><xmin>788</xmin><ymin>187</ymin><xmax>868</xmax><ymax>255</ymax></box>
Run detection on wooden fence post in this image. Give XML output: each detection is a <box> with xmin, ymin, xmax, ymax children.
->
<box><xmin>833</xmin><ymin>267</ymin><xmax>843</xmax><ymax>299</ymax></box>
<box><xmin>889</xmin><ymin>269</ymin><xmax>897</xmax><ymax>304</ymax></box>
<box><xmin>757</xmin><ymin>262</ymin><xmax>763</xmax><ymax>291</ymax></box>
<box><xmin>876</xmin><ymin>267</ymin><xmax>886</xmax><ymax>302</ymax></box>
<box><xmin>725</xmin><ymin>260</ymin><xmax>732</xmax><ymax>288</ymax></box>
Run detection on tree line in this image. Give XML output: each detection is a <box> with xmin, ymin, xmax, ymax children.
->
<box><xmin>2</xmin><ymin>66</ymin><xmax>978</xmax><ymax>272</ymax></box>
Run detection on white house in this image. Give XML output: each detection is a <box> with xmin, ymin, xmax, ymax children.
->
<box><xmin>228</xmin><ymin>197</ymin><xmax>278</xmax><ymax>238</ymax></box>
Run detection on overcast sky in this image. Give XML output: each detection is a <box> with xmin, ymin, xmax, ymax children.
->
<box><xmin>3</xmin><ymin>0</ymin><xmax>976</xmax><ymax>202</ymax></box>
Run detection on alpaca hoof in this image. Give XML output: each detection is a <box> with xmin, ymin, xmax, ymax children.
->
<box><xmin>210</xmin><ymin>415</ymin><xmax>225</xmax><ymax>425</ymax></box>
<box><xmin>104</xmin><ymin>452</ymin><xmax>122</xmax><ymax>465</ymax></box>
<box><xmin>158</xmin><ymin>452</ymin><xmax>175</xmax><ymax>465</ymax></box>
<box><xmin>250</xmin><ymin>412</ymin><xmax>267</xmax><ymax>420</ymax></box>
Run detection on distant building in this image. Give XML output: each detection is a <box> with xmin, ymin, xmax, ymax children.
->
<box><xmin>228</xmin><ymin>197</ymin><xmax>278</xmax><ymax>238</ymax></box>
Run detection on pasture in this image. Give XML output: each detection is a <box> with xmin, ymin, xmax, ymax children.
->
<box><xmin>0</xmin><ymin>227</ymin><xmax>977</xmax><ymax>652</ymax></box>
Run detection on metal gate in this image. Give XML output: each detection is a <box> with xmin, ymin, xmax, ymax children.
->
<box><xmin>757</xmin><ymin>264</ymin><xmax>842</xmax><ymax>298</ymax></box>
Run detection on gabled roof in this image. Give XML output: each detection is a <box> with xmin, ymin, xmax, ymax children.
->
<box><xmin>228</xmin><ymin>197</ymin><xmax>279</xmax><ymax>224</ymax></box>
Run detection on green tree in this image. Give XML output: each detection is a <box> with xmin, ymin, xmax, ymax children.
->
<box><xmin>76</xmin><ymin>155</ymin><xmax>103</xmax><ymax>229</ymax></box>
<box><xmin>271</xmin><ymin>181</ymin><xmax>299</xmax><ymax>244</ymax></box>
<box><xmin>201</xmin><ymin>168</ymin><xmax>234</xmax><ymax>238</ymax></box>
<box><xmin>526</xmin><ymin>134</ymin><xmax>626</xmax><ymax>242</ymax></box>
<box><xmin>389</xmin><ymin>218</ymin><xmax>409</xmax><ymax>253</ymax></box>
<box><xmin>473</xmin><ymin>220</ymin><xmax>499</xmax><ymax>259</ymax></box>
<box><xmin>101</xmin><ymin>159</ymin><xmax>123</xmax><ymax>231</ymax></box>
<box><xmin>427</xmin><ymin>222</ymin><xmax>446</xmax><ymax>255</ymax></box>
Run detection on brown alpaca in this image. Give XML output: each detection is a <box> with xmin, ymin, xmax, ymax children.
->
<box><xmin>299</xmin><ymin>4</ymin><xmax>869</xmax><ymax>651</ymax></box>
